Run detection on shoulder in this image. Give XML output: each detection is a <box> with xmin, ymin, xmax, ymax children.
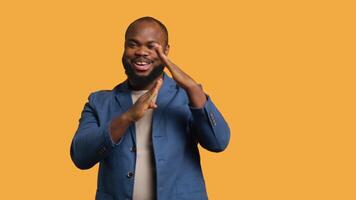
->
<box><xmin>88</xmin><ymin>89</ymin><xmax>114</xmax><ymax>103</ymax></box>
<box><xmin>85</xmin><ymin>89</ymin><xmax>118</xmax><ymax>113</ymax></box>
<box><xmin>87</xmin><ymin>81</ymin><xmax>125</xmax><ymax>103</ymax></box>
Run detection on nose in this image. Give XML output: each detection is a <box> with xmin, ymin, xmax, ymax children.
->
<box><xmin>134</xmin><ymin>46</ymin><xmax>150</xmax><ymax>56</ymax></box>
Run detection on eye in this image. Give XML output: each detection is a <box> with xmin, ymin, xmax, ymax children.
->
<box><xmin>126</xmin><ymin>42</ymin><xmax>137</xmax><ymax>48</ymax></box>
<box><xmin>147</xmin><ymin>44</ymin><xmax>155</xmax><ymax>49</ymax></box>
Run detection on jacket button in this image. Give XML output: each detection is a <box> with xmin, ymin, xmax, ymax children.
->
<box><xmin>130</xmin><ymin>146</ymin><xmax>136</xmax><ymax>152</ymax></box>
<box><xmin>127</xmin><ymin>172</ymin><xmax>134</xmax><ymax>178</ymax></box>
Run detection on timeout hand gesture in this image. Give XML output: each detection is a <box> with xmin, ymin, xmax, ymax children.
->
<box><xmin>126</xmin><ymin>78</ymin><xmax>163</xmax><ymax>122</ymax></box>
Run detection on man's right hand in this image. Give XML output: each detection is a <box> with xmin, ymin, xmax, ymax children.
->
<box><xmin>125</xmin><ymin>78</ymin><xmax>163</xmax><ymax>122</ymax></box>
<box><xmin>110</xmin><ymin>78</ymin><xmax>163</xmax><ymax>144</ymax></box>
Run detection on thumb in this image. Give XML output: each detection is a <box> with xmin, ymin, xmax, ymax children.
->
<box><xmin>148</xmin><ymin>101</ymin><xmax>157</xmax><ymax>109</ymax></box>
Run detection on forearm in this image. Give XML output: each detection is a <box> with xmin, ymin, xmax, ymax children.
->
<box><xmin>186</xmin><ymin>84</ymin><xmax>207</xmax><ymax>108</ymax></box>
<box><xmin>110</xmin><ymin>111</ymin><xmax>133</xmax><ymax>144</ymax></box>
<box><xmin>71</xmin><ymin>112</ymin><xmax>133</xmax><ymax>169</ymax></box>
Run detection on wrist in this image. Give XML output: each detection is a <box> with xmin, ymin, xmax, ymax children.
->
<box><xmin>122</xmin><ymin>111</ymin><xmax>135</xmax><ymax>123</ymax></box>
<box><xmin>185</xmin><ymin>83</ymin><xmax>206</xmax><ymax>108</ymax></box>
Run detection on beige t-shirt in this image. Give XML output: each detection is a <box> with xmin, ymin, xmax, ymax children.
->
<box><xmin>131</xmin><ymin>90</ymin><xmax>157</xmax><ymax>200</ymax></box>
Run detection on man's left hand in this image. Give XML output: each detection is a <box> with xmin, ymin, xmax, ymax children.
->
<box><xmin>153</xmin><ymin>43</ymin><xmax>207</xmax><ymax>108</ymax></box>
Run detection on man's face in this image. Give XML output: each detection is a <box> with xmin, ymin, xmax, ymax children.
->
<box><xmin>122</xmin><ymin>21</ymin><xmax>169</xmax><ymax>88</ymax></box>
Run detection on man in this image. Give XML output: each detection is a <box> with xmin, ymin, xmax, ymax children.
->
<box><xmin>70</xmin><ymin>16</ymin><xmax>230</xmax><ymax>200</ymax></box>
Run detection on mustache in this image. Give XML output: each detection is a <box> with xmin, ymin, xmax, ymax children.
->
<box><xmin>132</xmin><ymin>57</ymin><xmax>153</xmax><ymax>63</ymax></box>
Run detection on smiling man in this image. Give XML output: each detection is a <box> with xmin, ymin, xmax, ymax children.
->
<box><xmin>70</xmin><ymin>16</ymin><xmax>230</xmax><ymax>200</ymax></box>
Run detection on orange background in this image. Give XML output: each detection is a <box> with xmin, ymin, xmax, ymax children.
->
<box><xmin>0</xmin><ymin>0</ymin><xmax>355</xmax><ymax>199</ymax></box>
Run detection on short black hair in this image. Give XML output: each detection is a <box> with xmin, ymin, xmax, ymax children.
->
<box><xmin>125</xmin><ymin>16</ymin><xmax>169</xmax><ymax>45</ymax></box>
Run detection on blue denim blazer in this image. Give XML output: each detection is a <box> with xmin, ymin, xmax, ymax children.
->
<box><xmin>70</xmin><ymin>72</ymin><xmax>230</xmax><ymax>200</ymax></box>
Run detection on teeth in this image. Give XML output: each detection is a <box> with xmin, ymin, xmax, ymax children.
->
<box><xmin>135</xmin><ymin>61</ymin><xmax>150</xmax><ymax>65</ymax></box>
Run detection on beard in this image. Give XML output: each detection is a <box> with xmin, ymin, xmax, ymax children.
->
<box><xmin>122</xmin><ymin>56</ymin><xmax>165</xmax><ymax>89</ymax></box>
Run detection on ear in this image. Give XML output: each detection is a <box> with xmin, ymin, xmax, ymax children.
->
<box><xmin>164</xmin><ymin>44</ymin><xmax>170</xmax><ymax>56</ymax></box>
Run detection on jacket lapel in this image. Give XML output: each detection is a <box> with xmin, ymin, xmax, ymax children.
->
<box><xmin>113</xmin><ymin>80</ymin><xmax>136</xmax><ymax>145</ymax></box>
<box><xmin>152</xmin><ymin>73</ymin><xmax>177</xmax><ymax>137</ymax></box>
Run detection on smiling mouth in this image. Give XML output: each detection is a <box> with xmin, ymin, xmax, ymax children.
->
<box><xmin>132</xmin><ymin>60</ymin><xmax>153</xmax><ymax>72</ymax></box>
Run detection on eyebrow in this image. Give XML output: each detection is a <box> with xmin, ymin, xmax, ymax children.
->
<box><xmin>126</xmin><ymin>39</ymin><xmax>157</xmax><ymax>44</ymax></box>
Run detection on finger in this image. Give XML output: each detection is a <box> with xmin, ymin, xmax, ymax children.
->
<box><xmin>153</xmin><ymin>78</ymin><xmax>163</xmax><ymax>93</ymax></box>
<box><xmin>148</xmin><ymin>78</ymin><xmax>163</xmax><ymax>102</ymax></box>
<box><xmin>140</xmin><ymin>78</ymin><xmax>163</xmax><ymax>106</ymax></box>
<box><xmin>141</xmin><ymin>79</ymin><xmax>161</xmax><ymax>99</ymax></box>
<box><xmin>153</xmin><ymin>43</ymin><xmax>164</xmax><ymax>56</ymax></box>
<box><xmin>153</xmin><ymin>43</ymin><xmax>169</xmax><ymax>64</ymax></box>
<box><xmin>150</xmin><ymin>78</ymin><xmax>163</xmax><ymax>95</ymax></box>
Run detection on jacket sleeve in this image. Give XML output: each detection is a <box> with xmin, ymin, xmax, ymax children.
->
<box><xmin>70</xmin><ymin>92</ymin><xmax>123</xmax><ymax>170</ymax></box>
<box><xmin>189</xmin><ymin>94</ymin><xmax>230</xmax><ymax>152</ymax></box>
